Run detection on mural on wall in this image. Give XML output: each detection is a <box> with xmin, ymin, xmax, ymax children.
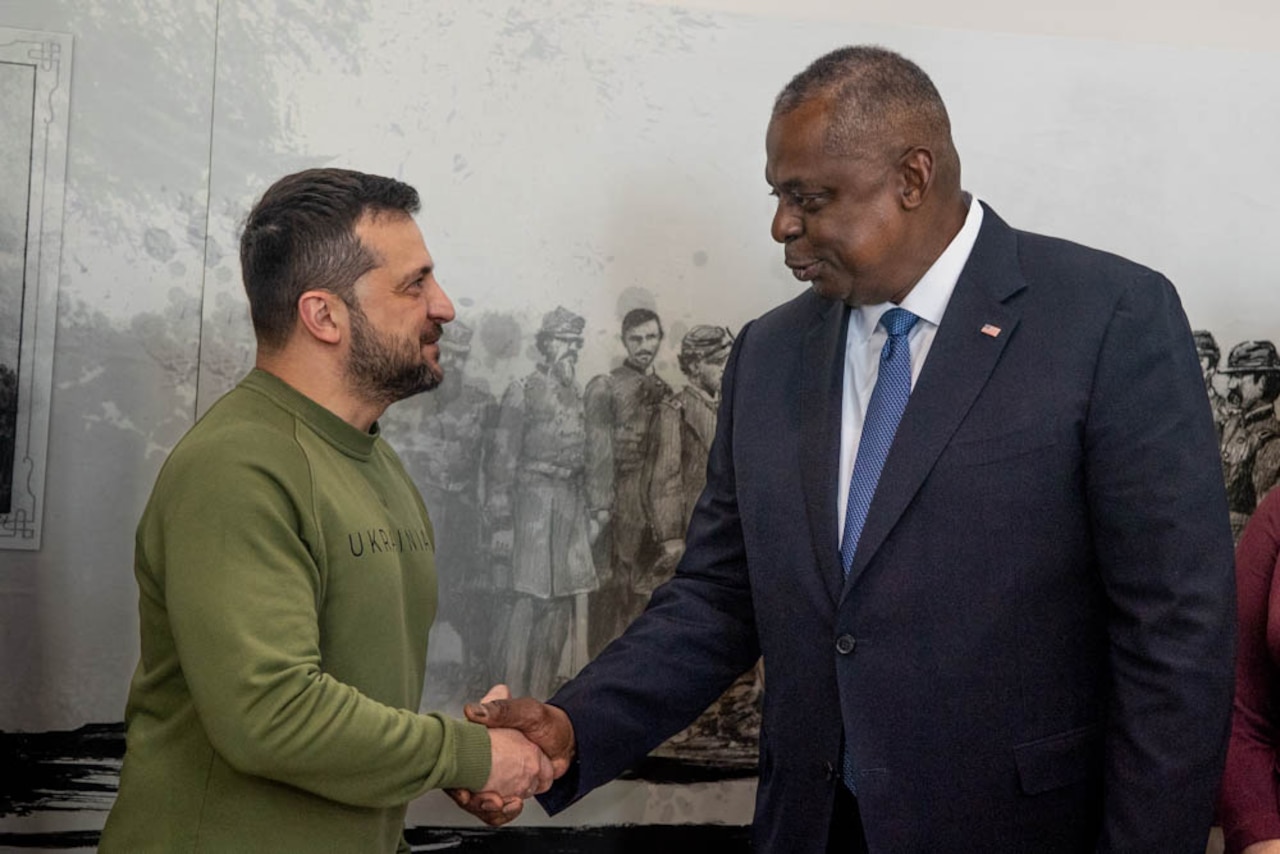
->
<box><xmin>0</xmin><ymin>28</ymin><xmax>71</xmax><ymax>549</ymax></box>
<box><xmin>381</xmin><ymin>305</ymin><xmax>763</xmax><ymax>769</ymax></box>
<box><xmin>4</xmin><ymin>0</ymin><xmax>1280</xmax><ymax>849</ymax></box>
<box><xmin>1196</xmin><ymin>330</ymin><xmax>1280</xmax><ymax>543</ymax></box>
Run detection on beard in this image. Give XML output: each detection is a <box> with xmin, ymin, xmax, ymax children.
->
<box><xmin>551</xmin><ymin>354</ymin><xmax>577</xmax><ymax>386</ymax></box>
<box><xmin>346</xmin><ymin>300</ymin><xmax>441</xmax><ymax>406</ymax></box>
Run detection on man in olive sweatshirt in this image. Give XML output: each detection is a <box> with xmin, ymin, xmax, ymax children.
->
<box><xmin>99</xmin><ymin>168</ymin><xmax>552</xmax><ymax>854</ymax></box>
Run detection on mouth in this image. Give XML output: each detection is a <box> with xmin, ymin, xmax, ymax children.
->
<box><xmin>786</xmin><ymin>259</ymin><xmax>822</xmax><ymax>282</ymax></box>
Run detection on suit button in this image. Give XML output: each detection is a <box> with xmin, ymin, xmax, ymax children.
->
<box><xmin>835</xmin><ymin>634</ymin><xmax>857</xmax><ymax>655</ymax></box>
<box><xmin>823</xmin><ymin>761</ymin><xmax>836</xmax><ymax>781</ymax></box>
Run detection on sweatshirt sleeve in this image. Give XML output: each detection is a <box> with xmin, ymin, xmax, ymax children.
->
<box><xmin>141</xmin><ymin>430</ymin><xmax>491</xmax><ymax>806</ymax></box>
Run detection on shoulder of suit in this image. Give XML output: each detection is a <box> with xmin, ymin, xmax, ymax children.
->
<box><xmin>745</xmin><ymin>289</ymin><xmax>833</xmax><ymax>341</ymax></box>
<box><xmin>1010</xmin><ymin>225</ymin><xmax>1167</xmax><ymax>289</ymax></box>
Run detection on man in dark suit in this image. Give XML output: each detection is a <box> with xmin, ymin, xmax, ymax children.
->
<box><xmin>454</xmin><ymin>46</ymin><xmax>1235</xmax><ymax>852</ymax></box>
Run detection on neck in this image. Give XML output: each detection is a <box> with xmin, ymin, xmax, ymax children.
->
<box><xmin>887</xmin><ymin>193</ymin><xmax>969</xmax><ymax>304</ymax></box>
<box><xmin>255</xmin><ymin>344</ymin><xmax>384</xmax><ymax>433</ymax></box>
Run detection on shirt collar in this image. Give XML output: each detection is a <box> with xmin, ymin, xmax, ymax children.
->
<box><xmin>851</xmin><ymin>193</ymin><xmax>984</xmax><ymax>341</ymax></box>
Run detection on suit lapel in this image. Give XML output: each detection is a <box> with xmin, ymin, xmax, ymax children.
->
<box><xmin>799</xmin><ymin>297</ymin><xmax>850</xmax><ymax>606</ymax></box>
<box><xmin>843</xmin><ymin>206</ymin><xmax>1028</xmax><ymax>595</ymax></box>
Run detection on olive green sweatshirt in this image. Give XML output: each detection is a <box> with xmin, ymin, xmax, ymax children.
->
<box><xmin>99</xmin><ymin>369</ymin><xmax>491</xmax><ymax>853</ymax></box>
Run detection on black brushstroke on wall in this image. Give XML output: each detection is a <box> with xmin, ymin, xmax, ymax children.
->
<box><xmin>0</xmin><ymin>723</ymin><xmax>124</xmax><ymax>817</ymax></box>
<box><xmin>403</xmin><ymin>825</ymin><xmax>752</xmax><ymax>852</ymax></box>
<box><xmin>0</xmin><ymin>825</ymin><xmax>752</xmax><ymax>851</ymax></box>
<box><xmin>0</xmin><ymin>724</ymin><xmax>752</xmax><ymax>850</ymax></box>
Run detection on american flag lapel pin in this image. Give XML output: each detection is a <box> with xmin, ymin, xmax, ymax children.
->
<box><xmin>980</xmin><ymin>323</ymin><xmax>1002</xmax><ymax>338</ymax></box>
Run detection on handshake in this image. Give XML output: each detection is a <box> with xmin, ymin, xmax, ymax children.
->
<box><xmin>446</xmin><ymin>685</ymin><xmax>575</xmax><ymax>826</ymax></box>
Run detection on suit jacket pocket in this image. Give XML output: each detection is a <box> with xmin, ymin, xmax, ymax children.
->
<box><xmin>1013</xmin><ymin>723</ymin><xmax>1102</xmax><ymax>795</ymax></box>
<box><xmin>942</xmin><ymin>423</ymin><xmax>1058</xmax><ymax>468</ymax></box>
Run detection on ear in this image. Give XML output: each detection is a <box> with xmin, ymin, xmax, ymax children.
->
<box><xmin>898</xmin><ymin>146</ymin><xmax>935</xmax><ymax>210</ymax></box>
<box><xmin>297</xmin><ymin>289</ymin><xmax>344</xmax><ymax>345</ymax></box>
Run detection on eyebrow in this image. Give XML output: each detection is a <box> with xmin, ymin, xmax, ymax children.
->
<box><xmin>398</xmin><ymin>265</ymin><xmax>433</xmax><ymax>288</ymax></box>
<box><xmin>768</xmin><ymin>177</ymin><xmax>821</xmax><ymax>195</ymax></box>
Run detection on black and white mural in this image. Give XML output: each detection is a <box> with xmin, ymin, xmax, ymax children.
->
<box><xmin>1</xmin><ymin>0</ymin><xmax>1277</xmax><ymax>851</ymax></box>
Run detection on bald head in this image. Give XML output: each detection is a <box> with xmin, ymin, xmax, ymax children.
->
<box><xmin>774</xmin><ymin>46</ymin><xmax>960</xmax><ymax>190</ymax></box>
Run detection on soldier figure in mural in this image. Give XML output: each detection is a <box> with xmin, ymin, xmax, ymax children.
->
<box><xmin>1193</xmin><ymin>329</ymin><xmax>1233</xmax><ymax>438</ymax></box>
<box><xmin>487</xmin><ymin>306</ymin><xmax>597</xmax><ymax>699</ymax></box>
<box><xmin>1220</xmin><ymin>340</ymin><xmax>1280</xmax><ymax>540</ymax></box>
<box><xmin>644</xmin><ymin>325</ymin><xmax>762</xmax><ymax>760</ymax></box>
<box><xmin>0</xmin><ymin>361</ymin><xmax>15</xmax><ymax>515</ymax></box>
<box><xmin>398</xmin><ymin>320</ymin><xmax>499</xmax><ymax>696</ymax></box>
<box><xmin>583</xmin><ymin>308</ymin><xmax>673</xmax><ymax>657</ymax></box>
<box><xmin>647</xmin><ymin>325</ymin><xmax>734</xmax><ymax>569</ymax></box>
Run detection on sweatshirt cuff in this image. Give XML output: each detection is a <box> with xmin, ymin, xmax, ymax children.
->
<box><xmin>443</xmin><ymin>719</ymin><xmax>492</xmax><ymax>791</ymax></box>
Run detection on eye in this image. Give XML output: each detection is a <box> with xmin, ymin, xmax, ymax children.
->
<box><xmin>793</xmin><ymin>192</ymin><xmax>827</xmax><ymax>212</ymax></box>
<box><xmin>769</xmin><ymin>188</ymin><xmax>826</xmax><ymax>212</ymax></box>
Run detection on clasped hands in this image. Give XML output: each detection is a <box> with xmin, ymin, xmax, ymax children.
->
<box><xmin>446</xmin><ymin>684</ymin><xmax>576</xmax><ymax>826</ymax></box>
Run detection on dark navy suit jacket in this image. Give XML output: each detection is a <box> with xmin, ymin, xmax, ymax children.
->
<box><xmin>539</xmin><ymin>204</ymin><xmax>1235</xmax><ymax>853</ymax></box>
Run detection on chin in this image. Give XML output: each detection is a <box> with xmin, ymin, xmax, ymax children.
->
<box><xmin>809</xmin><ymin>280</ymin><xmax>850</xmax><ymax>304</ymax></box>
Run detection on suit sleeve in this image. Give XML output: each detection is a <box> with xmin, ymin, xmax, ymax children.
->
<box><xmin>1219</xmin><ymin>490</ymin><xmax>1280</xmax><ymax>853</ymax></box>
<box><xmin>539</xmin><ymin>325</ymin><xmax>762</xmax><ymax>813</ymax></box>
<box><xmin>1084</xmin><ymin>271</ymin><xmax>1236</xmax><ymax>852</ymax></box>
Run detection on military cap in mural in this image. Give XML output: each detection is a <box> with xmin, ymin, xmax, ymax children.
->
<box><xmin>680</xmin><ymin>325</ymin><xmax>735</xmax><ymax>360</ymax></box>
<box><xmin>440</xmin><ymin>319</ymin><xmax>473</xmax><ymax>352</ymax></box>
<box><xmin>1192</xmin><ymin>330</ymin><xmax>1219</xmax><ymax>363</ymax></box>
<box><xmin>539</xmin><ymin>305</ymin><xmax>586</xmax><ymax>337</ymax></box>
<box><xmin>1221</xmin><ymin>340</ymin><xmax>1280</xmax><ymax>374</ymax></box>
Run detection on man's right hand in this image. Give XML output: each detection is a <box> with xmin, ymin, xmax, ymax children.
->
<box><xmin>465</xmin><ymin>696</ymin><xmax>576</xmax><ymax>778</ymax></box>
<box><xmin>480</xmin><ymin>725</ymin><xmax>555</xmax><ymax>800</ymax></box>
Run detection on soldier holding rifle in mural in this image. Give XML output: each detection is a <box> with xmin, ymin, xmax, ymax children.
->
<box><xmin>101</xmin><ymin>169</ymin><xmax>553</xmax><ymax>853</ymax></box>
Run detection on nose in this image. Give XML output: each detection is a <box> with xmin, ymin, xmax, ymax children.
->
<box><xmin>771</xmin><ymin>199</ymin><xmax>801</xmax><ymax>244</ymax></box>
<box><xmin>427</xmin><ymin>277</ymin><xmax>456</xmax><ymax>324</ymax></box>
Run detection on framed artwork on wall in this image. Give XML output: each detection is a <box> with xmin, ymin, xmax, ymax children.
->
<box><xmin>0</xmin><ymin>27</ymin><xmax>71</xmax><ymax>550</ymax></box>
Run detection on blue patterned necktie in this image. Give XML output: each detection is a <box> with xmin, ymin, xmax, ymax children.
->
<box><xmin>839</xmin><ymin>306</ymin><xmax>917</xmax><ymax>794</ymax></box>
<box><xmin>840</xmin><ymin>307</ymin><xmax>919</xmax><ymax>576</ymax></box>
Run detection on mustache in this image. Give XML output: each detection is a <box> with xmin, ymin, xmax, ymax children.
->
<box><xmin>420</xmin><ymin>323</ymin><xmax>443</xmax><ymax>346</ymax></box>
